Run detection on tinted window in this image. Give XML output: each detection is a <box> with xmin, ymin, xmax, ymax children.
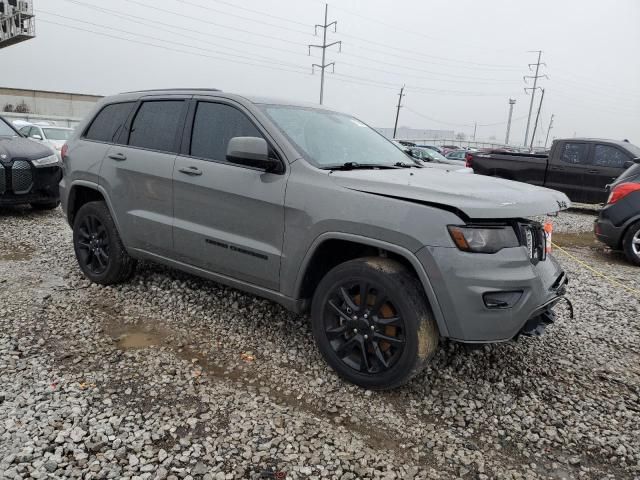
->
<box><xmin>128</xmin><ymin>101</ymin><xmax>184</xmax><ymax>153</ymax></box>
<box><xmin>85</xmin><ymin>102</ymin><xmax>135</xmax><ymax>143</ymax></box>
<box><xmin>190</xmin><ymin>102</ymin><xmax>262</xmax><ymax>161</ymax></box>
<box><xmin>593</xmin><ymin>145</ymin><xmax>629</xmax><ymax>168</ymax></box>
<box><xmin>561</xmin><ymin>143</ymin><xmax>591</xmax><ymax>165</ymax></box>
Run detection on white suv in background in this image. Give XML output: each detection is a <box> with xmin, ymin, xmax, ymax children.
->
<box><xmin>19</xmin><ymin>124</ymin><xmax>74</xmax><ymax>158</ymax></box>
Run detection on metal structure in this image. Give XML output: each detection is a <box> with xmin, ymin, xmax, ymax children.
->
<box><xmin>544</xmin><ymin>113</ymin><xmax>555</xmax><ymax>148</ymax></box>
<box><xmin>505</xmin><ymin>98</ymin><xmax>516</xmax><ymax>145</ymax></box>
<box><xmin>523</xmin><ymin>50</ymin><xmax>547</xmax><ymax>147</ymax></box>
<box><xmin>529</xmin><ymin>88</ymin><xmax>545</xmax><ymax>150</ymax></box>
<box><xmin>308</xmin><ymin>3</ymin><xmax>341</xmax><ymax>105</ymax></box>
<box><xmin>0</xmin><ymin>0</ymin><xmax>35</xmax><ymax>49</ymax></box>
<box><xmin>392</xmin><ymin>85</ymin><xmax>405</xmax><ymax>139</ymax></box>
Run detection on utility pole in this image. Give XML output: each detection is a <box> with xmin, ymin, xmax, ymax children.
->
<box><xmin>529</xmin><ymin>88</ymin><xmax>545</xmax><ymax>151</ymax></box>
<box><xmin>544</xmin><ymin>113</ymin><xmax>555</xmax><ymax>148</ymax></box>
<box><xmin>308</xmin><ymin>3</ymin><xmax>341</xmax><ymax>105</ymax></box>
<box><xmin>505</xmin><ymin>98</ymin><xmax>516</xmax><ymax>145</ymax></box>
<box><xmin>523</xmin><ymin>50</ymin><xmax>547</xmax><ymax>147</ymax></box>
<box><xmin>392</xmin><ymin>85</ymin><xmax>405</xmax><ymax>139</ymax></box>
<box><xmin>473</xmin><ymin>122</ymin><xmax>477</xmax><ymax>141</ymax></box>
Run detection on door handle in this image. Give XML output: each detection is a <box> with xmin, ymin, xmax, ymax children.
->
<box><xmin>108</xmin><ymin>153</ymin><xmax>127</xmax><ymax>161</ymax></box>
<box><xmin>550</xmin><ymin>166</ymin><xmax>564</xmax><ymax>171</ymax></box>
<box><xmin>178</xmin><ymin>166</ymin><xmax>203</xmax><ymax>176</ymax></box>
<box><xmin>588</xmin><ymin>169</ymin><xmax>599</xmax><ymax>174</ymax></box>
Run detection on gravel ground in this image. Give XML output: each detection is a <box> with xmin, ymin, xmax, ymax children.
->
<box><xmin>1</xmin><ymin>207</ymin><xmax>639</xmax><ymax>480</ymax></box>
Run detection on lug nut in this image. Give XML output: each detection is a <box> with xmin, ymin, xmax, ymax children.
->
<box><xmin>370</xmin><ymin>325</ymin><xmax>375</xmax><ymax>330</ymax></box>
<box><xmin>353</xmin><ymin>328</ymin><xmax>358</xmax><ymax>333</ymax></box>
<box><xmin>364</xmin><ymin>334</ymin><xmax>368</xmax><ymax>340</ymax></box>
<box><xmin>363</xmin><ymin>314</ymin><xmax>368</xmax><ymax>319</ymax></box>
<box><xmin>352</xmin><ymin>315</ymin><xmax>358</xmax><ymax>320</ymax></box>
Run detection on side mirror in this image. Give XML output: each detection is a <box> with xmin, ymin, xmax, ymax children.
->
<box><xmin>623</xmin><ymin>160</ymin><xmax>634</xmax><ymax>169</ymax></box>
<box><xmin>226</xmin><ymin>137</ymin><xmax>281</xmax><ymax>173</ymax></box>
<box><xmin>634</xmin><ymin>157</ymin><xmax>640</xmax><ymax>164</ymax></box>
<box><xmin>31</xmin><ymin>134</ymin><xmax>42</xmax><ymax>140</ymax></box>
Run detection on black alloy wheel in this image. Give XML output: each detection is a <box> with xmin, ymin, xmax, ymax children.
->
<box><xmin>76</xmin><ymin>214</ymin><xmax>110</xmax><ymax>275</ymax></box>
<box><xmin>311</xmin><ymin>257</ymin><xmax>439</xmax><ymax>389</ymax></box>
<box><xmin>72</xmin><ymin>201</ymin><xmax>136</xmax><ymax>285</ymax></box>
<box><xmin>323</xmin><ymin>280</ymin><xmax>405</xmax><ymax>374</ymax></box>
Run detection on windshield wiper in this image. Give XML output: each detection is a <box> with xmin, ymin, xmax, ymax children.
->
<box><xmin>322</xmin><ymin>162</ymin><xmax>400</xmax><ymax>171</ymax></box>
<box><xmin>394</xmin><ymin>161</ymin><xmax>423</xmax><ymax>168</ymax></box>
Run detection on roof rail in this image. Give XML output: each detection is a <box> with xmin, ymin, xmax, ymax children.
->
<box><xmin>120</xmin><ymin>88</ymin><xmax>222</xmax><ymax>94</ymax></box>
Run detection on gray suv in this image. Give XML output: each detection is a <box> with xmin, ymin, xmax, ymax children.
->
<box><xmin>60</xmin><ymin>89</ymin><xmax>570</xmax><ymax>389</ymax></box>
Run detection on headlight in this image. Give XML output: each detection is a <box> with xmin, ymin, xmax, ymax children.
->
<box><xmin>448</xmin><ymin>225</ymin><xmax>520</xmax><ymax>253</ymax></box>
<box><xmin>32</xmin><ymin>154</ymin><xmax>60</xmax><ymax>167</ymax></box>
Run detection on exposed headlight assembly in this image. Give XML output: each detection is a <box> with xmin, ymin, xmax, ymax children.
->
<box><xmin>32</xmin><ymin>154</ymin><xmax>60</xmax><ymax>167</ymax></box>
<box><xmin>448</xmin><ymin>225</ymin><xmax>520</xmax><ymax>253</ymax></box>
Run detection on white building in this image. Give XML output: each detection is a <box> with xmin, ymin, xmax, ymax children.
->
<box><xmin>0</xmin><ymin>87</ymin><xmax>103</xmax><ymax>127</ymax></box>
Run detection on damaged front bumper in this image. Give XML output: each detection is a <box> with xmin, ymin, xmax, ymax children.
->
<box><xmin>417</xmin><ymin>245</ymin><xmax>570</xmax><ymax>343</ymax></box>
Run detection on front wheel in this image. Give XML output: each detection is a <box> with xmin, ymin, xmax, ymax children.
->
<box><xmin>72</xmin><ymin>201</ymin><xmax>137</xmax><ymax>284</ymax></box>
<box><xmin>622</xmin><ymin>221</ymin><xmax>640</xmax><ymax>266</ymax></box>
<box><xmin>311</xmin><ymin>257</ymin><xmax>439</xmax><ymax>390</ymax></box>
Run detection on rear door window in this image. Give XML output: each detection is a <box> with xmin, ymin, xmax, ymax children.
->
<box><xmin>560</xmin><ymin>143</ymin><xmax>591</xmax><ymax>165</ymax></box>
<box><xmin>593</xmin><ymin>144</ymin><xmax>629</xmax><ymax>168</ymax></box>
<box><xmin>85</xmin><ymin>102</ymin><xmax>135</xmax><ymax>143</ymax></box>
<box><xmin>190</xmin><ymin>102</ymin><xmax>262</xmax><ymax>162</ymax></box>
<box><xmin>128</xmin><ymin>101</ymin><xmax>185</xmax><ymax>153</ymax></box>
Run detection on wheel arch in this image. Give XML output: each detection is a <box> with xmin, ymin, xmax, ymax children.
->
<box><xmin>293</xmin><ymin>232</ymin><xmax>449</xmax><ymax>337</ymax></box>
<box><xmin>66</xmin><ymin>181</ymin><xmax>121</xmax><ymax>233</ymax></box>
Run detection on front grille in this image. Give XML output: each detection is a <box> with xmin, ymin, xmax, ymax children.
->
<box><xmin>520</xmin><ymin>223</ymin><xmax>546</xmax><ymax>264</ymax></box>
<box><xmin>0</xmin><ymin>164</ymin><xmax>5</xmax><ymax>194</ymax></box>
<box><xmin>11</xmin><ymin>160</ymin><xmax>33</xmax><ymax>194</ymax></box>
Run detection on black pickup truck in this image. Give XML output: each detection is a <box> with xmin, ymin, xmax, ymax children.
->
<box><xmin>468</xmin><ymin>138</ymin><xmax>640</xmax><ymax>204</ymax></box>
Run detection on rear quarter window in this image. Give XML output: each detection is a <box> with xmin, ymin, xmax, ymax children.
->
<box><xmin>84</xmin><ymin>102</ymin><xmax>136</xmax><ymax>143</ymax></box>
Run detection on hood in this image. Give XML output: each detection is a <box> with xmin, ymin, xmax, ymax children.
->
<box><xmin>0</xmin><ymin>137</ymin><xmax>54</xmax><ymax>163</ymax></box>
<box><xmin>329</xmin><ymin>168</ymin><xmax>571</xmax><ymax>219</ymax></box>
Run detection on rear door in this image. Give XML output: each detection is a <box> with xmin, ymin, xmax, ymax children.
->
<box><xmin>99</xmin><ymin>97</ymin><xmax>188</xmax><ymax>256</ymax></box>
<box><xmin>590</xmin><ymin>144</ymin><xmax>632</xmax><ymax>202</ymax></box>
<box><xmin>545</xmin><ymin>142</ymin><xmax>593</xmax><ymax>203</ymax></box>
<box><xmin>172</xmin><ymin>99</ymin><xmax>287</xmax><ymax>290</ymax></box>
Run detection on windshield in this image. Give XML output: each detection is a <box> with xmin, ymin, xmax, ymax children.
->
<box><xmin>0</xmin><ymin>118</ymin><xmax>18</xmax><ymax>137</ymax></box>
<box><xmin>423</xmin><ymin>149</ymin><xmax>451</xmax><ymax>162</ymax></box>
<box><xmin>623</xmin><ymin>142</ymin><xmax>640</xmax><ymax>158</ymax></box>
<box><xmin>43</xmin><ymin>128</ymin><xmax>72</xmax><ymax>140</ymax></box>
<box><xmin>260</xmin><ymin>105</ymin><xmax>409</xmax><ymax>168</ymax></box>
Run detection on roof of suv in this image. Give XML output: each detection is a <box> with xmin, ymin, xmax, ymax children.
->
<box><xmin>115</xmin><ymin>89</ymin><xmax>336</xmax><ymax>111</ymax></box>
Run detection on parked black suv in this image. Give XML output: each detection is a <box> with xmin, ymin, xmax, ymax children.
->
<box><xmin>595</xmin><ymin>159</ymin><xmax>640</xmax><ymax>265</ymax></box>
<box><xmin>0</xmin><ymin>115</ymin><xmax>62</xmax><ymax>210</ymax></box>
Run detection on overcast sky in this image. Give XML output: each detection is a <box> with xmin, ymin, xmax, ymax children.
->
<box><xmin>2</xmin><ymin>0</ymin><xmax>639</xmax><ymax>145</ymax></box>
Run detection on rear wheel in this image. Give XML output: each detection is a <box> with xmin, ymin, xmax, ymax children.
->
<box><xmin>622</xmin><ymin>221</ymin><xmax>640</xmax><ymax>266</ymax></box>
<box><xmin>311</xmin><ymin>257</ymin><xmax>439</xmax><ymax>389</ymax></box>
<box><xmin>73</xmin><ymin>201</ymin><xmax>136</xmax><ymax>284</ymax></box>
<box><xmin>30</xmin><ymin>200</ymin><xmax>60</xmax><ymax>210</ymax></box>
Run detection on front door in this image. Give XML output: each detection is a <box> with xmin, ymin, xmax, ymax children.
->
<box><xmin>172</xmin><ymin>100</ymin><xmax>287</xmax><ymax>291</ymax></box>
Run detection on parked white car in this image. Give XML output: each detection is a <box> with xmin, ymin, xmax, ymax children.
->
<box><xmin>19</xmin><ymin>124</ymin><xmax>74</xmax><ymax>157</ymax></box>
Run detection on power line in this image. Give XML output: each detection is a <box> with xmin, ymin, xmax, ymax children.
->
<box><xmin>59</xmin><ymin>0</ymin><xmax>312</xmax><ymax>59</ymax></box>
<box><xmin>124</xmin><ymin>0</ymin><xmax>313</xmax><ymax>47</ymax></box>
<box><xmin>308</xmin><ymin>3</ymin><xmax>341</xmax><ymax>105</ymax></box>
<box><xmin>36</xmin><ymin>18</ymin><xmax>312</xmax><ymax>77</ymax></box>
<box><xmin>174</xmin><ymin>0</ymin><xmax>313</xmax><ymax>36</ymax></box>
<box><xmin>37</xmin><ymin>10</ymin><xmax>305</xmax><ymax>71</ymax></box>
<box><xmin>178</xmin><ymin>0</ymin><xmax>311</xmax><ymax>27</ymax></box>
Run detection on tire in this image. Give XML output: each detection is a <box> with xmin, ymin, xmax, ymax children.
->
<box><xmin>72</xmin><ymin>201</ymin><xmax>136</xmax><ymax>284</ymax></box>
<box><xmin>311</xmin><ymin>257</ymin><xmax>439</xmax><ymax>390</ymax></box>
<box><xmin>30</xmin><ymin>200</ymin><xmax>60</xmax><ymax>210</ymax></box>
<box><xmin>622</xmin><ymin>220</ymin><xmax>640</xmax><ymax>267</ymax></box>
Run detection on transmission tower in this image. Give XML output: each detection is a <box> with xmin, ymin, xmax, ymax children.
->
<box><xmin>308</xmin><ymin>3</ymin><xmax>341</xmax><ymax>105</ymax></box>
<box><xmin>523</xmin><ymin>50</ymin><xmax>548</xmax><ymax>147</ymax></box>
<box><xmin>505</xmin><ymin>98</ymin><xmax>516</xmax><ymax>145</ymax></box>
<box><xmin>544</xmin><ymin>114</ymin><xmax>555</xmax><ymax>148</ymax></box>
<box><xmin>529</xmin><ymin>88</ymin><xmax>545</xmax><ymax>150</ymax></box>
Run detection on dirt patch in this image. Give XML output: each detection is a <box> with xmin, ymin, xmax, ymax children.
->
<box><xmin>116</xmin><ymin>330</ymin><xmax>163</xmax><ymax>349</ymax></box>
<box><xmin>0</xmin><ymin>242</ymin><xmax>34</xmax><ymax>261</ymax></box>
<box><xmin>553</xmin><ymin>232</ymin><xmax>600</xmax><ymax>249</ymax></box>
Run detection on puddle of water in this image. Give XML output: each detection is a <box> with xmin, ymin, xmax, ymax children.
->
<box><xmin>0</xmin><ymin>242</ymin><xmax>34</xmax><ymax>261</ymax></box>
<box><xmin>116</xmin><ymin>329</ymin><xmax>163</xmax><ymax>349</ymax></box>
<box><xmin>553</xmin><ymin>232</ymin><xmax>600</xmax><ymax>249</ymax></box>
